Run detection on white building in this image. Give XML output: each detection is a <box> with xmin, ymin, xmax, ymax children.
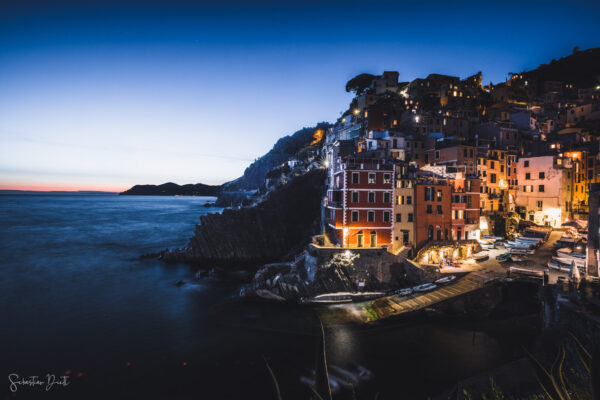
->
<box><xmin>515</xmin><ymin>155</ymin><xmax>573</xmax><ymax>227</ymax></box>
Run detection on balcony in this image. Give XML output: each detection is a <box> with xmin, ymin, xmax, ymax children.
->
<box><xmin>326</xmin><ymin>200</ymin><xmax>344</xmax><ymax>208</ymax></box>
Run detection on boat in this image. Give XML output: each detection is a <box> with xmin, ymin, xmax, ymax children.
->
<box><xmin>509</xmin><ymin>248</ymin><xmax>535</xmax><ymax>255</ymax></box>
<box><xmin>547</xmin><ymin>261</ymin><xmax>571</xmax><ymax>272</ymax></box>
<box><xmin>553</xmin><ymin>256</ymin><xmax>585</xmax><ymax>267</ymax></box>
<box><xmin>506</xmin><ymin>241</ymin><xmax>534</xmax><ymax>249</ymax></box>
<box><xmin>300</xmin><ymin>374</ymin><xmax>341</xmax><ymax>394</ymax></box>
<box><xmin>496</xmin><ymin>252</ymin><xmax>512</xmax><ymax>261</ymax></box>
<box><xmin>472</xmin><ymin>252</ymin><xmax>489</xmax><ymax>262</ymax></box>
<box><xmin>351</xmin><ymin>292</ymin><xmax>386</xmax><ymax>302</ymax></box>
<box><xmin>348</xmin><ymin>363</ymin><xmax>374</xmax><ymax>382</ymax></box>
<box><xmin>394</xmin><ymin>288</ymin><xmax>413</xmax><ymax>296</ymax></box>
<box><xmin>412</xmin><ymin>283</ymin><xmax>437</xmax><ymax>292</ymax></box>
<box><xmin>328</xmin><ymin>365</ymin><xmax>360</xmax><ymax>388</ymax></box>
<box><xmin>435</xmin><ymin>275</ymin><xmax>456</xmax><ymax>285</ymax></box>
<box><xmin>309</xmin><ymin>292</ymin><xmax>353</xmax><ymax>304</ymax></box>
<box><xmin>509</xmin><ymin>267</ymin><xmax>543</xmax><ymax>277</ymax></box>
<box><xmin>556</xmin><ymin>248</ymin><xmax>586</xmax><ymax>259</ymax></box>
<box><xmin>509</xmin><ymin>256</ymin><xmax>526</xmax><ymax>262</ymax></box>
<box><xmin>308</xmin><ymin>291</ymin><xmax>386</xmax><ymax>304</ymax></box>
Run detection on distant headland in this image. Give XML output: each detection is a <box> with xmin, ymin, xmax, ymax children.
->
<box><xmin>120</xmin><ymin>182</ymin><xmax>222</xmax><ymax>196</ymax></box>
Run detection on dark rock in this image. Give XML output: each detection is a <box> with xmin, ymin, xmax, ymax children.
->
<box><xmin>120</xmin><ymin>182</ymin><xmax>222</xmax><ymax>196</ymax></box>
<box><xmin>163</xmin><ymin>169</ymin><xmax>326</xmax><ymax>269</ymax></box>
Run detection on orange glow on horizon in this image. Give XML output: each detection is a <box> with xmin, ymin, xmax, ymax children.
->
<box><xmin>0</xmin><ymin>182</ymin><xmax>126</xmax><ymax>193</ymax></box>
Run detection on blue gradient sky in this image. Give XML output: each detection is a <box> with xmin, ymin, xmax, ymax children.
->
<box><xmin>1</xmin><ymin>0</ymin><xmax>599</xmax><ymax>191</ymax></box>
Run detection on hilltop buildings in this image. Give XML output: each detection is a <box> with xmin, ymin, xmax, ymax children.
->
<box><xmin>322</xmin><ymin>61</ymin><xmax>600</xmax><ymax>276</ymax></box>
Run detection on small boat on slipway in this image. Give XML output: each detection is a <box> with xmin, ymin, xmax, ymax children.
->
<box><xmin>307</xmin><ymin>291</ymin><xmax>386</xmax><ymax>304</ymax></box>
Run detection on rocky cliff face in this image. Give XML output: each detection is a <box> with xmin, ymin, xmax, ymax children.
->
<box><xmin>164</xmin><ymin>169</ymin><xmax>326</xmax><ymax>268</ymax></box>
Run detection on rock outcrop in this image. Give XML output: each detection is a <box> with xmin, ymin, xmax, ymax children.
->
<box><xmin>163</xmin><ymin>169</ymin><xmax>326</xmax><ymax>268</ymax></box>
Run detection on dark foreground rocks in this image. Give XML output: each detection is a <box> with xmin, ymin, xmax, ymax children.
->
<box><xmin>163</xmin><ymin>169</ymin><xmax>326</xmax><ymax>268</ymax></box>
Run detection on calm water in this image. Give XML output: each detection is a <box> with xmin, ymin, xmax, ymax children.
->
<box><xmin>0</xmin><ymin>195</ymin><xmax>542</xmax><ymax>399</ymax></box>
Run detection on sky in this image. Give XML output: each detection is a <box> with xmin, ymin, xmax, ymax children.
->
<box><xmin>1</xmin><ymin>0</ymin><xmax>599</xmax><ymax>191</ymax></box>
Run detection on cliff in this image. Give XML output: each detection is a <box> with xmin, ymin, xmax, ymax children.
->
<box><xmin>216</xmin><ymin>122</ymin><xmax>330</xmax><ymax>205</ymax></box>
<box><xmin>120</xmin><ymin>182</ymin><xmax>222</xmax><ymax>196</ymax></box>
<box><xmin>163</xmin><ymin>168</ymin><xmax>326</xmax><ymax>267</ymax></box>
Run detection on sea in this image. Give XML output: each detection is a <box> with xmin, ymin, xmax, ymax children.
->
<box><xmin>0</xmin><ymin>194</ymin><xmax>543</xmax><ymax>399</ymax></box>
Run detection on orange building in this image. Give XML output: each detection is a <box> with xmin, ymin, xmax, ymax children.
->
<box><xmin>414</xmin><ymin>181</ymin><xmax>452</xmax><ymax>248</ymax></box>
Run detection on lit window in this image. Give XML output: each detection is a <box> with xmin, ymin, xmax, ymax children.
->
<box><xmin>368</xmin><ymin>173</ymin><xmax>375</xmax><ymax>184</ymax></box>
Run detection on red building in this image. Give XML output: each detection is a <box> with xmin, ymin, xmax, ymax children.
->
<box><xmin>325</xmin><ymin>156</ymin><xmax>394</xmax><ymax>248</ymax></box>
<box><xmin>414</xmin><ymin>180</ymin><xmax>452</xmax><ymax>248</ymax></box>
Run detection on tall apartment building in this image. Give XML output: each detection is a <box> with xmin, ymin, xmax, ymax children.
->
<box><xmin>325</xmin><ymin>156</ymin><xmax>394</xmax><ymax>248</ymax></box>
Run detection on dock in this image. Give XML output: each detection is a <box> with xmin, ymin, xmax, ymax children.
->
<box><xmin>318</xmin><ymin>272</ymin><xmax>502</xmax><ymax>325</ymax></box>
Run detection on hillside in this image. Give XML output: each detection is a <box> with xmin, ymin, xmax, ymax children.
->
<box><xmin>120</xmin><ymin>182</ymin><xmax>222</xmax><ymax>196</ymax></box>
<box><xmin>522</xmin><ymin>47</ymin><xmax>600</xmax><ymax>88</ymax></box>
<box><xmin>221</xmin><ymin>122</ymin><xmax>330</xmax><ymax>193</ymax></box>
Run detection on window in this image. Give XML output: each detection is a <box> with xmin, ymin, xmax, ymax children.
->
<box><xmin>524</xmin><ymin>160</ymin><xmax>529</xmax><ymax>167</ymax></box>
<box><xmin>406</xmin><ymin>196</ymin><xmax>412</xmax><ymax>205</ymax></box>
<box><xmin>351</xmin><ymin>211</ymin><xmax>359</xmax><ymax>221</ymax></box>
<box><xmin>539</xmin><ymin>172</ymin><xmax>545</xmax><ymax>179</ymax></box>
<box><xmin>368</xmin><ymin>173</ymin><xmax>375</xmax><ymax>184</ymax></box>
<box><xmin>367</xmin><ymin>211</ymin><xmax>375</xmax><ymax>222</ymax></box>
<box><xmin>524</xmin><ymin>185</ymin><xmax>533</xmax><ymax>192</ymax></box>
<box><xmin>396</xmin><ymin>196</ymin><xmax>401</xmax><ymax>205</ymax></box>
<box><xmin>463</xmin><ymin>149</ymin><xmax>467</xmax><ymax>157</ymax></box>
<box><xmin>437</xmin><ymin>205</ymin><xmax>443</xmax><ymax>214</ymax></box>
<box><xmin>427</xmin><ymin>204</ymin><xmax>433</xmax><ymax>214</ymax></box>
<box><xmin>428</xmin><ymin>225</ymin><xmax>433</xmax><ymax>240</ymax></box>
<box><xmin>537</xmin><ymin>201</ymin><xmax>543</xmax><ymax>209</ymax></box>
<box><xmin>383</xmin><ymin>173</ymin><xmax>391</xmax><ymax>184</ymax></box>
<box><xmin>490</xmin><ymin>161</ymin><xmax>495</xmax><ymax>169</ymax></box>
<box><xmin>384</xmin><ymin>192</ymin><xmax>391</xmax><ymax>203</ymax></box>
<box><xmin>368</xmin><ymin>192</ymin><xmax>375</xmax><ymax>203</ymax></box>
<box><xmin>525</xmin><ymin>173</ymin><xmax>531</xmax><ymax>180</ymax></box>
<box><xmin>435</xmin><ymin>150</ymin><xmax>440</xmax><ymax>159</ymax></box>
<box><xmin>396</xmin><ymin>213</ymin><xmax>402</xmax><ymax>222</ymax></box>
<box><xmin>436</xmin><ymin>190</ymin><xmax>443</xmax><ymax>201</ymax></box>
<box><xmin>500</xmin><ymin>165</ymin><xmax>504</xmax><ymax>173</ymax></box>
<box><xmin>470</xmin><ymin>149</ymin><xmax>474</xmax><ymax>157</ymax></box>
<box><xmin>357</xmin><ymin>231</ymin><xmax>364</xmax><ymax>247</ymax></box>
<box><xmin>352</xmin><ymin>173</ymin><xmax>359</xmax><ymax>184</ymax></box>
<box><xmin>539</xmin><ymin>185</ymin><xmax>545</xmax><ymax>192</ymax></box>
<box><xmin>437</xmin><ymin>230</ymin><xmax>442</xmax><ymax>240</ymax></box>
<box><xmin>383</xmin><ymin>211</ymin><xmax>390</xmax><ymax>222</ymax></box>
<box><xmin>352</xmin><ymin>192</ymin><xmax>359</xmax><ymax>203</ymax></box>
<box><xmin>490</xmin><ymin>173</ymin><xmax>497</xmax><ymax>184</ymax></box>
<box><xmin>425</xmin><ymin>187</ymin><xmax>433</xmax><ymax>201</ymax></box>
<box><xmin>408</xmin><ymin>213</ymin><xmax>413</xmax><ymax>222</ymax></box>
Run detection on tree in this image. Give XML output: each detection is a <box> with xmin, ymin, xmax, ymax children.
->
<box><xmin>345</xmin><ymin>73</ymin><xmax>377</xmax><ymax>95</ymax></box>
